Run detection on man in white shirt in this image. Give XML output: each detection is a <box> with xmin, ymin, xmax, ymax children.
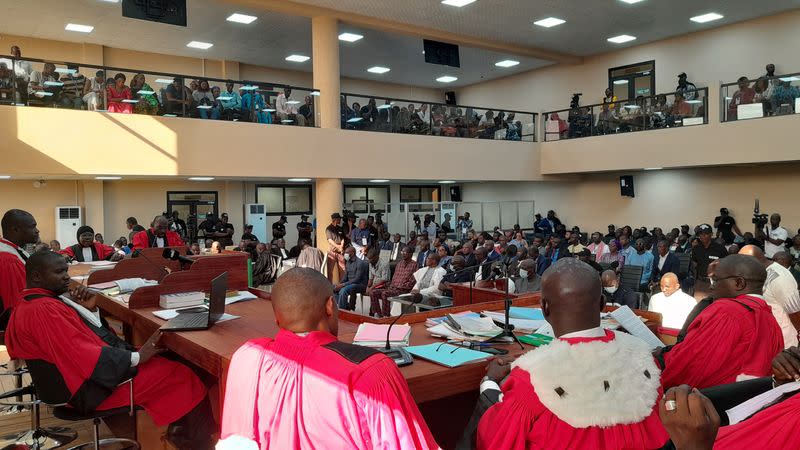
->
<box><xmin>648</xmin><ymin>273</ymin><xmax>697</xmax><ymax>330</ymax></box>
<box><xmin>275</xmin><ymin>87</ymin><xmax>305</xmax><ymax>126</ymax></box>
<box><xmin>740</xmin><ymin>245</ymin><xmax>800</xmax><ymax>347</ymax></box>
<box><xmin>410</xmin><ymin>253</ymin><xmax>446</xmax><ymax>307</ymax></box>
<box><xmin>759</xmin><ymin>213</ymin><xmax>788</xmax><ymax>259</ymax></box>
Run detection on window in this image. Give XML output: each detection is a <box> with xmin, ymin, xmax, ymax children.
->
<box><xmin>344</xmin><ymin>185</ymin><xmax>390</xmax><ymax>213</ymax></box>
<box><xmin>400</xmin><ymin>185</ymin><xmax>441</xmax><ymax>203</ymax></box>
<box><xmin>609</xmin><ymin>61</ymin><xmax>655</xmax><ymax>101</ymax></box>
<box><xmin>255</xmin><ymin>184</ymin><xmax>312</xmax><ymax>215</ymax></box>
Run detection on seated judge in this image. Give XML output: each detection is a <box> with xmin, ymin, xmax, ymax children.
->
<box><xmin>59</xmin><ymin>226</ymin><xmax>123</xmax><ymax>262</ymax></box>
<box><xmin>5</xmin><ymin>251</ymin><xmax>214</xmax><ymax>449</ymax></box>
<box><xmin>476</xmin><ymin>258</ymin><xmax>669</xmax><ymax>449</ymax></box>
<box><xmin>659</xmin><ymin>255</ymin><xmax>783</xmax><ymax>389</ymax></box>
<box><xmin>217</xmin><ymin>268</ymin><xmax>438</xmax><ymax>449</ymax></box>
<box><xmin>600</xmin><ymin>269</ymin><xmax>639</xmax><ymax>309</ymax></box>
<box><xmin>131</xmin><ymin>215</ymin><xmax>185</xmax><ymax>249</ymax></box>
<box><xmin>648</xmin><ymin>273</ymin><xmax>696</xmax><ymax>330</ymax></box>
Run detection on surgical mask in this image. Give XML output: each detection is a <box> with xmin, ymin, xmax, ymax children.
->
<box><xmin>519</xmin><ymin>269</ymin><xmax>529</xmax><ymax>278</ymax></box>
<box><xmin>604</xmin><ymin>286</ymin><xmax>618</xmax><ymax>294</ymax></box>
<box><xmin>344</xmin><ymin>254</ymin><xmax>351</xmax><ymax>262</ymax></box>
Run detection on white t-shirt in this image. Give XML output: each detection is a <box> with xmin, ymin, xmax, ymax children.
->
<box><xmin>763</xmin><ymin>225</ymin><xmax>789</xmax><ymax>258</ymax></box>
<box><xmin>648</xmin><ymin>290</ymin><xmax>697</xmax><ymax>329</ymax></box>
<box><xmin>764</xmin><ymin>262</ymin><xmax>800</xmax><ymax>348</ymax></box>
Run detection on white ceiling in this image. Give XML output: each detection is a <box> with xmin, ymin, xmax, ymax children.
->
<box><xmin>0</xmin><ymin>0</ymin><xmax>550</xmax><ymax>88</ymax></box>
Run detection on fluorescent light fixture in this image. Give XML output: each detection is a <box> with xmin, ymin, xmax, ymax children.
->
<box><xmin>533</xmin><ymin>17</ymin><xmax>565</xmax><ymax>28</ymax></box>
<box><xmin>281</xmin><ymin>120</ymin><xmax>294</xmax><ymax>123</ymax></box>
<box><xmin>55</xmin><ymin>67</ymin><xmax>76</xmax><ymax>74</ymax></box>
<box><xmin>122</xmin><ymin>99</ymin><xmax>139</xmax><ymax>103</ymax></box>
<box><xmin>608</xmin><ymin>34</ymin><xmax>636</xmax><ymax>44</ymax></box>
<box><xmin>643</xmin><ymin>167</ymin><xmax>662</xmax><ymax>171</ymax></box>
<box><xmin>197</xmin><ymin>105</ymin><xmax>213</xmax><ymax>109</ymax></box>
<box><xmin>367</xmin><ymin>66</ymin><xmax>391</xmax><ymax>74</ymax></box>
<box><xmin>690</xmin><ymin>13</ymin><xmax>723</xmax><ymax>23</ymax></box>
<box><xmin>338</xmin><ymin>32</ymin><xmax>363</xmax><ymax>42</ymax></box>
<box><xmin>370</xmin><ymin>179</ymin><xmax>390</xmax><ymax>183</ymax></box>
<box><xmin>226</xmin><ymin>13</ymin><xmax>257</xmax><ymax>24</ymax></box>
<box><xmin>619</xmin><ymin>0</ymin><xmax>645</xmax><ymax>4</ymax></box>
<box><xmin>163</xmin><ymin>114</ymin><xmax>177</xmax><ymax>117</ymax></box>
<box><xmin>495</xmin><ymin>60</ymin><xmax>520</xmax><ymax>68</ymax></box>
<box><xmin>438</xmin><ymin>180</ymin><xmax>456</xmax><ymax>184</ymax></box>
<box><xmin>65</xmin><ymin>23</ymin><xmax>94</xmax><ymax>33</ymax></box>
<box><xmin>0</xmin><ymin>176</ymin><xmax>11</xmax><ymax>180</ymax></box>
<box><xmin>188</xmin><ymin>177</ymin><xmax>215</xmax><ymax>181</ymax></box>
<box><xmin>613</xmin><ymin>79</ymin><xmax>629</xmax><ymax>85</ymax></box>
<box><xmin>286</xmin><ymin>100</ymin><xmax>301</xmax><ymax>105</ymax></box>
<box><xmin>240</xmin><ymin>85</ymin><xmax>259</xmax><ymax>91</ymax></box>
<box><xmin>685</xmin><ymin>100</ymin><xmax>703</xmax><ymax>104</ymax></box>
<box><xmin>136</xmin><ymin>90</ymin><xmax>155</xmax><ymax>95</ymax></box>
<box><xmin>155</xmin><ymin>78</ymin><xmax>174</xmax><ymax>84</ymax></box>
<box><xmin>285</xmin><ymin>54</ymin><xmax>310</xmax><ymax>63</ymax></box>
<box><xmin>95</xmin><ymin>176</ymin><xmax>121</xmax><ymax>180</ymax></box>
<box><xmin>441</xmin><ymin>0</ymin><xmax>477</xmax><ymax>6</ymax></box>
<box><xmin>187</xmin><ymin>41</ymin><xmax>213</xmax><ymax>50</ymax></box>
<box><xmin>436</xmin><ymin>76</ymin><xmax>458</xmax><ymax>83</ymax></box>
<box><xmin>44</xmin><ymin>81</ymin><xmax>64</xmax><ymax>87</ymax></box>
<box><xmin>780</xmin><ymin>76</ymin><xmax>800</xmax><ymax>82</ymax></box>
<box><xmin>310</xmin><ymin>91</ymin><xmax>320</xmax><ymax>96</ymax></box>
<box><xmin>288</xmin><ymin>178</ymin><xmax>311</xmax><ymax>182</ymax></box>
<box><xmin>347</xmin><ymin>117</ymin><xmax>363</xmax><ymax>123</ymax></box>
<box><xmin>216</xmin><ymin>96</ymin><xmax>233</xmax><ymax>101</ymax></box>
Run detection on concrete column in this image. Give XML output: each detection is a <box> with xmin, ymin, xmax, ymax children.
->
<box><xmin>315</xmin><ymin>178</ymin><xmax>343</xmax><ymax>253</ymax></box>
<box><xmin>80</xmin><ymin>180</ymin><xmax>105</xmax><ymax>235</ymax></box>
<box><xmin>311</xmin><ymin>16</ymin><xmax>341</xmax><ymax>129</ymax></box>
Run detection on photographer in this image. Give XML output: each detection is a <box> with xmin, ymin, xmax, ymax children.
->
<box><xmin>756</xmin><ymin>213</ymin><xmax>788</xmax><ymax>259</ymax></box>
<box><xmin>713</xmin><ymin>208</ymin><xmax>742</xmax><ymax>245</ymax></box>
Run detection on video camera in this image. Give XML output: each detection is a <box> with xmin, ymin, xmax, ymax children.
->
<box><xmin>752</xmin><ymin>199</ymin><xmax>769</xmax><ymax>227</ymax></box>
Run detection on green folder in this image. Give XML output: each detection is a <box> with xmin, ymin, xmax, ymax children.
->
<box><xmin>518</xmin><ymin>333</ymin><xmax>554</xmax><ymax>347</ymax></box>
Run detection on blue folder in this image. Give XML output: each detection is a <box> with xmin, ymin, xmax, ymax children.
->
<box><xmin>509</xmin><ymin>307</ymin><xmax>544</xmax><ymax>321</ymax></box>
<box><xmin>405</xmin><ymin>343</ymin><xmax>491</xmax><ymax>368</ymax></box>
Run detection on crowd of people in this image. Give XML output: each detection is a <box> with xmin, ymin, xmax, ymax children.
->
<box><xmin>726</xmin><ymin>63</ymin><xmax>800</xmax><ymax>120</ymax></box>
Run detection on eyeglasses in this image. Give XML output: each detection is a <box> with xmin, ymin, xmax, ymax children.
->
<box><xmin>436</xmin><ymin>342</ymin><xmax>462</xmax><ymax>353</ymax></box>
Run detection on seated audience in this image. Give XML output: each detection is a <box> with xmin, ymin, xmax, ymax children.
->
<box><xmin>81</xmin><ymin>70</ymin><xmax>105</xmax><ymax>111</ymax></box>
<box><xmin>333</xmin><ymin>247</ymin><xmax>368</xmax><ymax>311</ymax></box>
<box><xmin>370</xmin><ymin>246</ymin><xmax>417</xmax><ymax>318</ymax></box>
<box><xmin>252</xmin><ymin>243</ymin><xmax>279</xmax><ymax>286</ymax></box>
<box><xmin>59</xmin><ymin>226</ymin><xmax>123</xmax><ymax>262</ymax></box>
<box><xmin>106</xmin><ymin>73</ymin><xmax>132</xmax><ymax>114</ymax></box>
<box><xmin>210</xmin><ymin>241</ymin><xmax>222</xmax><ymax>254</ymax></box>
<box><xmin>648</xmin><ymin>273</ymin><xmax>697</xmax><ymax>329</ymax></box>
<box><xmin>130</xmin><ymin>73</ymin><xmax>158</xmax><ymax>115</ymax></box>
<box><xmin>576</xmin><ymin>248</ymin><xmax>603</xmax><ymax>273</ymax></box>
<box><xmin>437</xmin><ymin>244</ymin><xmax>452</xmax><ymax>268</ymax></box>
<box><xmin>295</xmin><ymin>239</ymin><xmax>324</xmax><ymax>272</ymax></box>
<box><xmin>164</xmin><ymin>78</ymin><xmax>193</xmax><ymax>116</ymax></box>
<box><xmin>48</xmin><ymin>239</ymin><xmax>61</xmax><ymax>252</ymax></box>
<box><xmin>513</xmin><ymin>259</ymin><xmax>541</xmax><ymax>294</ymax></box>
<box><xmin>598</xmin><ymin>240</ymin><xmax>624</xmax><ymax>270</ymax></box>
<box><xmin>651</xmin><ymin>240</ymin><xmax>681</xmax><ymax>286</ymax></box>
<box><xmin>365</xmin><ymin>248</ymin><xmax>390</xmax><ymax>298</ymax></box>
<box><xmin>625</xmin><ymin>238</ymin><xmax>655</xmax><ymax>291</ymax></box>
<box><xmin>193</xmin><ymin>79</ymin><xmax>219</xmax><ymax>119</ymax></box>
<box><xmin>59</xmin><ymin>64</ymin><xmax>84</xmax><ymax>109</ymax></box>
<box><xmin>601</xmin><ymin>270</ymin><xmax>640</xmax><ymax>309</ymax></box>
<box><xmin>219</xmin><ymin>82</ymin><xmax>242</xmax><ymax>120</ymax></box>
<box><xmin>410</xmin><ymin>253</ymin><xmax>446</xmax><ymax>307</ymax></box>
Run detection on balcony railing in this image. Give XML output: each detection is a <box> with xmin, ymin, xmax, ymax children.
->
<box><xmin>0</xmin><ymin>54</ymin><xmax>319</xmax><ymax>126</ymax></box>
<box><xmin>721</xmin><ymin>72</ymin><xmax>800</xmax><ymax>122</ymax></box>
<box><xmin>341</xmin><ymin>93</ymin><xmax>537</xmax><ymax>142</ymax></box>
<box><xmin>543</xmin><ymin>88</ymin><xmax>709</xmax><ymax>141</ymax></box>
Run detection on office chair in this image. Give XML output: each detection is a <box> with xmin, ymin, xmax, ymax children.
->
<box><xmin>619</xmin><ymin>264</ymin><xmax>644</xmax><ymax>292</ymax></box>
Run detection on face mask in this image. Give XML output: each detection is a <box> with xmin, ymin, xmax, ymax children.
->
<box><xmin>519</xmin><ymin>269</ymin><xmax>529</xmax><ymax>278</ymax></box>
<box><xmin>604</xmin><ymin>286</ymin><xmax>618</xmax><ymax>294</ymax></box>
<box><xmin>344</xmin><ymin>254</ymin><xmax>351</xmax><ymax>262</ymax></box>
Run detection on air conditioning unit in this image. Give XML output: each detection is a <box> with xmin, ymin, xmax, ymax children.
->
<box><xmin>245</xmin><ymin>204</ymin><xmax>267</xmax><ymax>242</ymax></box>
<box><xmin>55</xmin><ymin>206</ymin><xmax>82</xmax><ymax>247</ymax></box>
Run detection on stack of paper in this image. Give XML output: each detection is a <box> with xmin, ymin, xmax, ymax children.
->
<box><xmin>353</xmin><ymin>323</ymin><xmax>412</xmax><ymax>348</ymax></box>
<box><xmin>89</xmin><ymin>278</ymin><xmax>157</xmax><ymax>296</ymax></box>
<box><xmin>425</xmin><ymin>311</ymin><xmax>480</xmax><ymax>327</ymax></box>
<box><xmin>608</xmin><ymin>306</ymin><xmax>663</xmax><ymax>350</ymax></box>
<box><xmin>481</xmin><ymin>311</ymin><xmax>546</xmax><ymax>333</ymax></box>
<box><xmin>159</xmin><ymin>292</ymin><xmax>205</xmax><ymax>309</ymax></box>
<box><xmin>427</xmin><ymin>314</ymin><xmax>503</xmax><ymax>342</ymax></box>
<box><xmin>224</xmin><ymin>291</ymin><xmax>258</xmax><ymax>305</ymax></box>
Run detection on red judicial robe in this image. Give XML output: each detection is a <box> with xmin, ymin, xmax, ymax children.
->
<box><xmin>660</xmin><ymin>295</ymin><xmax>783</xmax><ymax>389</ymax></box>
<box><xmin>714</xmin><ymin>392</ymin><xmax>800</xmax><ymax>449</ymax></box>
<box><xmin>477</xmin><ymin>330</ymin><xmax>669</xmax><ymax>450</ymax></box>
<box><xmin>0</xmin><ymin>237</ymin><xmax>28</xmax><ymax>311</ymax></box>
<box><xmin>5</xmin><ymin>288</ymin><xmax>206</xmax><ymax>426</ymax></box>
<box><xmin>218</xmin><ymin>329</ymin><xmax>439</xmax><ymax>450</ymax></box>
<box><xmin>131</xmin><ymin>229</ymin><xmax>184</xmax><ymax>250</ymax></box>
<box><xmin>59</xmin><ymin>242</ymin><xmax>117</xmax><ymax>262</ymax></box>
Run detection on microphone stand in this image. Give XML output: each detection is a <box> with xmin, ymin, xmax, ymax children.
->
<box><xmin>497</xmin><ymin>259</ymin><xmax>524</xmax><ymax>349</ymax></box>
<box><xmin>377</xmin><ymin>313</ymin><xmax>413</xmax><ymax>367</ymax></box>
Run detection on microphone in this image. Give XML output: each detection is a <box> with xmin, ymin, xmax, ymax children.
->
<box><xmin>162</xmin><ymin>248</ymin><xmax>195</xmax><ymax>266</ymax></box>
<box><xmin>377</xmin><ymin>312</ymin><xmax>413</xmax><ymax>367</ymax></box>
<box><xmin>131</xmin><ymin>249</ymin><xmax>170</xmax><ymax>280</ymax></box>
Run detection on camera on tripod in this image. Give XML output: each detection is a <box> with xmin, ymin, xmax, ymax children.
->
<box><xmin>752</xmin><ymin>199</ymin><xmax>769</xmax><ymax>226</ymax></box>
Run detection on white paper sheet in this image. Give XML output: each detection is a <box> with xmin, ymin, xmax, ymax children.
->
<box><xmin>726</xmin><ymin>381</ymin><xmax>800</xmax><ymax>425</ymax></box>
<box><xmin>609</xmin><ymin>306</ymin><xmax>663</xmax><ymax>350</ymax></box>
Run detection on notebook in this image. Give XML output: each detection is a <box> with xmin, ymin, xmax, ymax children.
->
<box><xmin>353</xmin><ymin>323</ymin><xmax>412</xmax><ymax>347</ymax></box>
<box><xmin>405</xmin><ymin>343</ymin><xmax>491</xmax><ymax>368</ymax></box>
<box><xmin>509</xmin><ymin>307</ymin><xmax>544</xmax><ymax>321</ymax></box>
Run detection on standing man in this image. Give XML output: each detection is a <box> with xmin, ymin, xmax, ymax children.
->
<box><xmin>170</xmin><ymin>210</ymin><xmax>188</xmax><ymax>240</ymax></box>
<box><xmin>215</xmin><ymin>213</ymin><xmax>235</xmax><ymax>248</ymax></box>
<box><xmin>691</xmin><ymin>224</ymin><xmax>728</xmax><ymax>292</ymax></box>
<box><xmin>296</xmin><ymin>214</ymin><xmax>313</xmax><ymax>243</ymax></box>
<box><xmin>0</xmin><ymin>209</ymin><xmax>38</xmax><ymax>313</ymax></box>
<box><xmin>650</xmin><ymin>240</ymin><xmax>680</xmax><ymax>287</ymax></box>
<box><xmin>757</xmin><ymin>213</ymin><xmax>788</xmax><ymax>259</ymax></box>
<box><xmin>350</xmin><ymin>219</ymin><xmax>371</xmax><ymax>260</ymax></box>
<box><xmin>131</xmin><ymin>216</ymin><xmax>185</xmax><ymax>249</ymax></box>
<box><xmin>272</xmin><ymin>215</ymin><xmax>287</xmax><ymax>241</ymax></box>
<box><xmin>333</xmin><ymin>247</ymin><xmax>369</xmax><ymax>311</ymax></box>
<box><xmin>126</xmin><ymin>216</ymin><xmax>145</xmax><ymax>243</ymax></box>
<box><xmin>676</xmin><ymin>72</ymin><xmax>698</xmax><ymax>101</ymax></box>
<box><xmin>324</xmin><ymin>213</ymin><xmax>346</xmax><ymax>282</ymax></box>
<box><xmin>714</xmin><ymin>208</ymin><xmax>742</xmax><ymax>245</ymax></box>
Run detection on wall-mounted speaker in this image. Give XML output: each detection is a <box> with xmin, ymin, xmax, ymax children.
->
<box><xmin>449</xmin><ymin>186</ymin><xmax>462</xmax><ymax>202</ymax></box>
<box><xmin>620</xmin><ymin>175</ymin><xmax>635</xmax><ymax>198</ymax></box>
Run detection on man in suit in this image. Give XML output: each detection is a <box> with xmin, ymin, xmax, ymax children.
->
<box><xmin>485</xmin><ymin>240</ymin><xmax>502</xmax><ymax>263</ymax></box>
<box><xmin>601</xmin><ymin>269</ymin><xmax>640</xmax><ymax>309</ymax></box>
<box><xmin>382</xmin><ymin>233</ymin><xmax>404</xmax><ymax>261</ymax></box>
<box><xmin>416</xmin><ymin>237</ymin><xmax>433</xmax><ymax>268</ymax></box>
<box><xmin>651</xmin><ymin>240</ymin><xmax>681</xmax><ymax>290</ymax></box>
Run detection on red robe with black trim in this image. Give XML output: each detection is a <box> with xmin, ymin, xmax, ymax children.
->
<box><xmin>477</xmin><ymin>330</ymin><xmax>669</xmax><ymax>450</ymax></box>
<box><xmin>0</xmin><ymin>238</ymin><xmax>28</xmax><ymax>311</ymax></box>
<box><xmin>5</xmin><ymin>288</ymin><xmax>206</xmax><ymax>426</ymax></box>
<box><xmin>59</xmin><ymin>243</ymin><xmax>117</xmax><ymax>262</ymax></box>
<box><xmin>131</xmin><ymin>229</ymin><xmax>184</xmax><ymax>250</ymax></box>
<box><xmin>660</xmin><ymin>295</ymin><xmax>783</xmax><ymax>389</ymax></box>
<box><xmin>714</xmin><ymin>392</ymin><xmax>800</xmax><ymax>449</ymax></box>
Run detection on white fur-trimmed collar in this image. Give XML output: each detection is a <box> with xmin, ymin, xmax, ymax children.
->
<box><xmin>512</xmin><ymin>331</ymin><xmax>661</xmax><ymax>428</ymax></box>
<box><xmin>0</xmin><ymin>239</ymin><xmax>27</xmax><ymax>264</ymax></box>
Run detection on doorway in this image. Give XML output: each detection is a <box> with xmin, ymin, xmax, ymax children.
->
<box><xmin>609</xmin><ymin>61</ymin><xmax>655</xmax><ymax>101</ymax></box>
<box><xmin>166</xmin><ymin>191</ymin><xmax>218</xmax><ymax>244</ymax></box>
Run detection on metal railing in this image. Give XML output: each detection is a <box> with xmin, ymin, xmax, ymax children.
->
<box><xmin>721</xmin><ymin>72</ymin><xmax>800</xmax><ymax>122</ymax></box>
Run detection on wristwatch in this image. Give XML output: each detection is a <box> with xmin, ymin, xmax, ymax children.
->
<box><xmin>481</xmin><ymin>375</ymin><xmax>501</xmax><ymax>385</ymax></box>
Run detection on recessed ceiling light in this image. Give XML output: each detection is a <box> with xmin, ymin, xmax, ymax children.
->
<box><xmin>285</xmin><ymin>54</ymin><xmax>310</xmax><ymax>63</ymax></box>
<box><xmin>95</xmin><ymin>176</ymin><xmax>121</xmax><ymax>180</ymax></box>
<box><xmin>690</xmin><ymin>13</ymin><xmax>724</xmax><ymax>23</ymax></box>
<box><xmin>607</xmin><ymin>34</ymin><xmax>637</xmax><ymax>44</ymax></box>
<box><xmin>495</xmin><ymin>60</ymin><xmax>520</xmax><ymax>68</ymax></box>
<box><xmin>533</xmin><ymin>17</ymin><xmax>566</xmax><ymax>28</ymax></box>
<box><xmin>436</xmin><ymin>76</ymin><xmax>458</xmax><ymax>83</ymax></box>
<box><xmin>441</xmin><ymin>0</ymin><xmax>477</xmax><ymax>6</ymax></box>
<box><xmin>367</xmin><ymin>66</ymin><xmax>391</xmax><ymax>74</ymax></box>
<box><xmin>613</xmin><ymin>79</ymin><xmax>629</xmax><ymax>84</ymax></box>
<box><xmin>65</xmin><ymin>23</ymin><xmax>94</xmax><ymax>33</ymax></box>
<box><xmin>226</xmin><ymin>13</ymin><xmax>257</xmax><ymax>24</ymax></box>
<box><xmin>338</xmin><ymin>32</ymin><xmax>364</xmax><ymax>42</ymax></box>
<box><xmin>0</xmin><ymin>176</ymin><xmax>11</xmax><ymax>180</ymax></box>
<box><xmin>619</xmin><ymin>0</ymin><xmax>645</xmax><ymax>4</ymax></box>
<box><xmin>369</xmin><ymin>179</ymin><xmax>390</xmax><ymax>183</ymax></box>
<box><xmin>438</xmin><ymin>180</ymin><xmax>456</xmax><ymax>184</ymax></box>
<box><xmin>288</xmin><ymin>178</ymin><xmax>312</xmax><ymax>182</ymax></box>
<box><xmin>643</xmin><ymin>167</ymin><xmax>663</xmax><ymax>171</ymax></box>
<box><xmin>187</xmin><ymin>41</ymin><xmax>213</xmax><ymax>50</ymax></box>
<box><xmin>188</xmin><ymin>177</ymin><xmax>215</xmax><ymax>181</ymax></box>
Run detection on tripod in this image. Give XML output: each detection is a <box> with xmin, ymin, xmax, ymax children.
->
<box><xmin>496</xmin><ymin>261</ymin><xmax>524</xmax><ymax>349</ymax></box>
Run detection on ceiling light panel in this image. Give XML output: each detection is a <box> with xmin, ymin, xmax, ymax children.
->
<box><xmin>338</xmin><ymin>32</ymin><xmax>364</xmax><ymax>42</ymax></box>
<box><xmin>436</xmin><ymin>76</ymin><xmax>458</xmax><ymax>83</ymax></box>
<box><xmin>65</xmin><ymin>23</ymin><xmax>94</xmax><ymax>33</ymax></box>
<box><xmin>533</xmin><ymin>17</ymin><xmax>566</xmax><ymax>28</ymax></box>
<box><xmin>607</xmin><ymin>34</ymin><xmax>636</xmax><ymax>44</ymax></box>
<box><xmin>495</xmin><ymin>60</ymin><xmax>520</xmax><ymax>68</ymax></box>
<box><xmin>285</xmin><ymin>54</ymin><xmax>310</xmax><ymax>62</ymax></box>
<box><xmin>187</xmin><ymin>41</ymin><xmax>213</xmax><ymax>49</ymax></box>
<box><xmin>226</xmin><ymin>13</ymin><xmax>257</xmax><ymax>24</ymax></box>
<box><xmin>441</xmin><ymin>0</ymin><xmax>477</xmax><ymax>7</ymax></box>
<box><xmin>690</xmin><ymin>13</ymin><xmax>724</xmax><ymax>23</ymax></box>
<box><xmin>367</xmin><ymin>66</ymin><xmax>391</xmax><ymax>74</ymax></box>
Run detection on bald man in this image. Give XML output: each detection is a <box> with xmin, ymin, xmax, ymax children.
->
<box><xmin>476</xmin><ymin>259</ymin><xmax>668</xmax><ymax>449</ymax></box>
<box><xmin>659</xmin><ymin>255</ymin><xmax>783</xmax><ymax>389</ymax></box>
<box><xmin>647</xmin><ymin>273</ymin><xmax>697</xmax><ymax>329</ymax></box>
<box><xmin>1</xmin><ymin>209</ymin><xmax>40</xmax><ymax>314</ymax></box>
<box><xmin>739</xmin><ymin>245</ymin><xmax>800</xmax><ymax>348</ymax></box>
<box><xmin>131</xmin><ymin>215</ymin><xmax>185</xmax><ymax>249</ymax></box>
<box><xmin>218</xmin><ymin>268</ymin><xmax>438</xmax><ymax>449</ymax></box>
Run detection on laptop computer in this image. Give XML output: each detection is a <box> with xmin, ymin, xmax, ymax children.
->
<box><xmin>160</xmin><ymin>272</ymin><xmax>227</xmax><ymax>332</ymax></box>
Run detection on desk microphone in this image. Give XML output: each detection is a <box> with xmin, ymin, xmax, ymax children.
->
<box><xmin>131</xmin><ymin>249</ymin><xmax>170</xmax><ymax>281</ymax></box>
<box><xmin>377</xmin><ymin>313</ymin><xmax>414</xmax><ymax>367</ymax></box>
<box><xmin>162</xmin><ymin>248</ymin><xmax>195</xmax><ymax>266</ymax></box>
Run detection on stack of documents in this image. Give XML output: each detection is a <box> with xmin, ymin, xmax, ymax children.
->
<box><xmin>159</xmin><ymin>292</ymin><xmax>205</xmax><ymax>309</ymax></box>
<box><xmin>425</xmin><ymin>311</ymin><xmax>480</xmax><ymax>327</ymax></box>
<box><xmin>427</xmin><ymin>314</ymin><xmax>503</xmax><ymax>342</ymax></box>
<box><xmin>353</xmin><ymin>323</ymin><xmax>412</xmax><ymax>348</ymax></box>
<box><xmin>405</xmin><ymin>343</ymin><xmax>491</xmax><ymax>368</ymax></box>
<box><xmin>89</xmin><ymin>278</ymin><xmax>158</xmax><ymax>296</ymax></box>
<box><xmin>481</xmin><ymin>307</ymin><xmax>547</xmax><ymax>333</ymax></box>
<box><xmin>224</xmin><ymin>290</ymin><xmax>258</xmax><ymax>305</ymax></box>
<box><xmin>726</xmin><ymin>381</ymin><xmax>800</xmax><ymax>425</ymax></box>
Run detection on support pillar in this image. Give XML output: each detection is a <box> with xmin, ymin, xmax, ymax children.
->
<box><xmin>311</xmin><ymin>16</ymin><xmax>341</xmax><ymax>130</ymax></box>
<box><xmin>315</xmin><ymin>178</ymin><xmax>343</xmax><ymax>254</ymax></box>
